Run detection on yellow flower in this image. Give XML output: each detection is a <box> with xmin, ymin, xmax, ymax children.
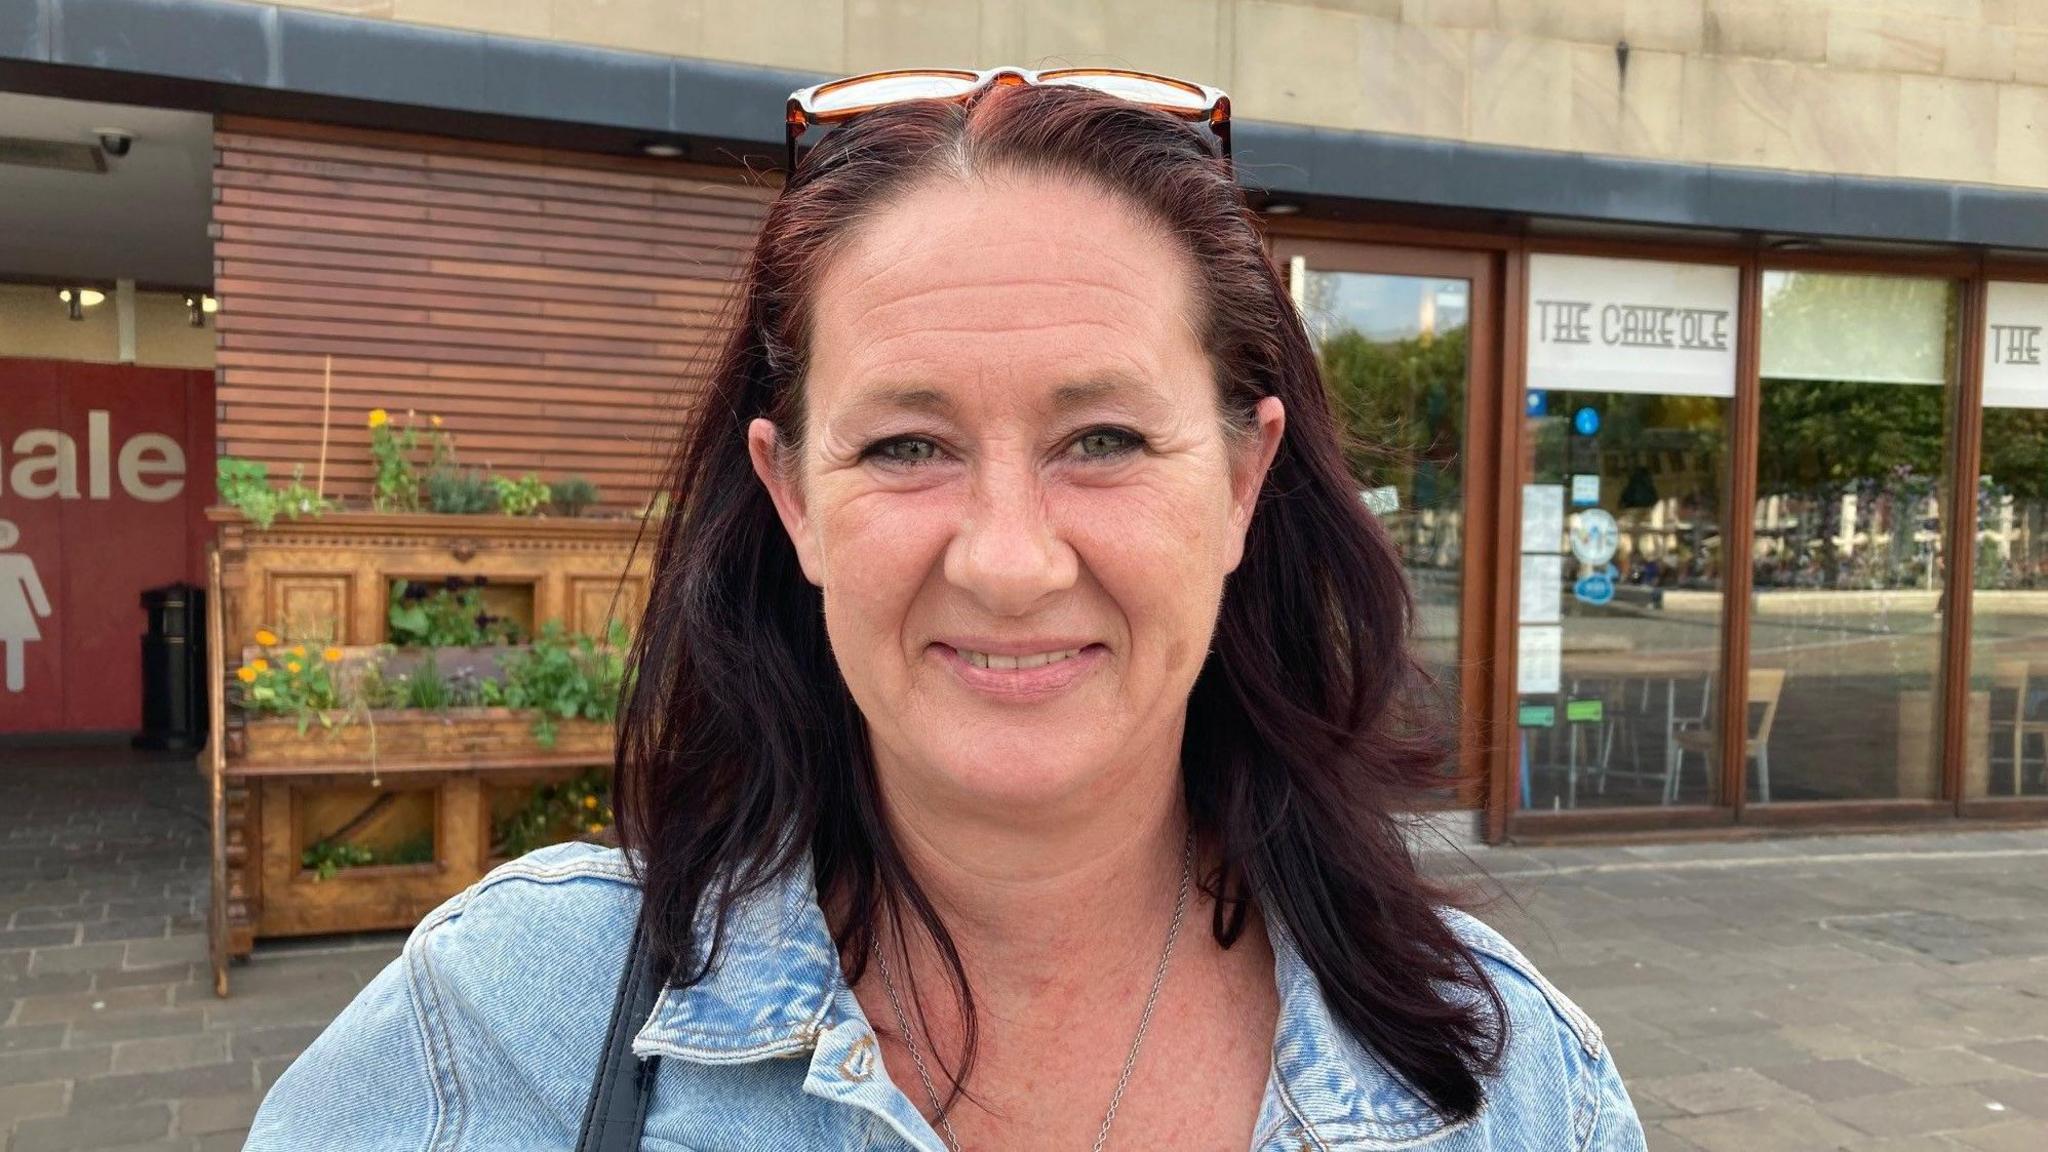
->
<box><xmin>250</xmin><ymin>658</ymin><xmax>269</xmax><ymax>673</ymax></box>
<box><xmin>291</xmin><ymin>644</ymin><xmax>307</xmax><ymax>658</ymax></box>
<box><xmin>368</xmin><ymin>408</ymin><xmax>389</xmax><ymax>428</ymax></box>
<box><xmin>286</xmin><ymin>661</ymin><xmax>303</xmax><ymax>674</ymax></box>
<box><xmin>583</xmin><ymin>795</ymin><xmax>598</xmax><ymax>810</ymax></box>
<box><xmin>430</xmin><ymin>414</ymin><xmax>444</xmax><ymax>428</ymax></box>
<box><xmin>254</xmin><ymin>629</ymin><xmax>279</xmax><ymax>647</ymax></box>
<box><xmin>587</xmin><ymin>823</ymin><xmax>605</xmax><ymax>834</ymax></box>
<box><xmin>236</xmin><ymin>666</ymin><xmax>257</xmax><ymax>684</ymax></box>
<box><xmin>323</xmin><ymin>647</ymin><xmax>343</xmax><ymax>663</ymax></box>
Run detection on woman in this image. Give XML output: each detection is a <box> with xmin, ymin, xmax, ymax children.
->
<box><xmin>247</xmin><ymin>69</ymin><xmax>1643</xmax><ymax>1151</ymax></box>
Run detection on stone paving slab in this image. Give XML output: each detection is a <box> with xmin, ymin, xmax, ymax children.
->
<box><xmin>6</xmin><ymin>743</ymin><xmax>2048</xmax><ymax>1150</ymax></box>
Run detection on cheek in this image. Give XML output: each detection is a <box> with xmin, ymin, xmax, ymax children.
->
<box><xmin>814</xmin><ymin>485</ymin><xmax>955</xmax><ymax>634</ymax></box>
<box><xmin>1061</xmin><ymin>473</ymin><xmax>1235</xmax><ymax>661</ymax></box>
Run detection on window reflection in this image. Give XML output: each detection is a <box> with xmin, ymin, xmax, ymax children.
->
<box><xmin>1750</xmin><ymin>272</ymin><xmax>1958</xmax><ymax>802</ymax></box>
<box><xmin>1969</xmin><ymin>406</ymin><xmax>2048</xmax><ymax>796</ymax></box>
<box><xmin>1300</xmin><ymin>271</ymin><xmax>1468</xmax><ymax>690</ymax></box>
<box><xmin>1520</xmin><ymin>391</ymin><xmax>1728</xmax><ymax>809</ymax></box>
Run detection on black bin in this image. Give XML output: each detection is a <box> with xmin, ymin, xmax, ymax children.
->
<box><xmin>134</xmin><ymin>582</ymin><xmax>207</xmax><ymax>751</ymax></box>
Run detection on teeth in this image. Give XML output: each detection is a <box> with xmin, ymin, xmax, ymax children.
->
<box><xmin>960</xmin><ymin>648</ymin><xmax>1079</xmax><ymax>670</ymax></box>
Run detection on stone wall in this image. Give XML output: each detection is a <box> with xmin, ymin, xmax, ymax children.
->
<box><xmin>248</xmin><ymin>0</ymin><xmax>2048</xmax><ymax>190</ymax></box>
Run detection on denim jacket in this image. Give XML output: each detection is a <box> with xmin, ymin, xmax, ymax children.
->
<box><xmin>246</xmin><ymin>842</ymin><xmax>1645</xmax><ymax>1151</ymax></box>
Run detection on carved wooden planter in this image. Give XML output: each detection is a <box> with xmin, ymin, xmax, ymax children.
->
<box><xmin>201</xmin><ymin>510</ymin><xmax>647</xmax><ymax>996</ymax></box>
<box><xmin>234</xmin><ymin>710</ymin><xmax>612</xmax><ymax>768</ymax></box>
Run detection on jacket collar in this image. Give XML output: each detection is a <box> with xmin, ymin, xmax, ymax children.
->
<box><xmin>628</xmin><ymin>860</ymin><xmax>1461</xmax><ymax>1150</ymax></box>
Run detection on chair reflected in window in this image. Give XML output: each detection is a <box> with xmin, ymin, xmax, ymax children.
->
<box><xmin>1990</xmin><ymin>662</ymin><xmax>2048</xmax><ymax>796</ymax></box>
<box><xmin>1669</xmin><ymin>668</ymin><xmax>1787</xmax><ymax>803</ymax></box>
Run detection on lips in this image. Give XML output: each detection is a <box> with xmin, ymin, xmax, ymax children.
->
<box><xmin>931</xmin><ymin>641</ymin><xmax>1106</xmax><ymax>698</ymax></box>
<box><xmin>954</xmin><ymin>647</ymin><xmax>1082</xmax><ymax>670</ymax></box>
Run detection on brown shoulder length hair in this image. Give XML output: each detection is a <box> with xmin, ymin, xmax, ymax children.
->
<box><xmin>614</xmin><ymin>81</ymin><xmax>1505</xmax><ymax>1120</ymax></box>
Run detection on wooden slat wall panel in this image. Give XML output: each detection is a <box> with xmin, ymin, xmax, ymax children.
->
<box><xmin>212</xmin><ymin>116</ymin><xmax>773</xmax><ymax>510</ymax></box>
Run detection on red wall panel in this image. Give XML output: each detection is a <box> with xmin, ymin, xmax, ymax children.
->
<box><xmin>0</xmin><ymin>358</ymin><xmax>214</xmax><ymax>734</ymax></box>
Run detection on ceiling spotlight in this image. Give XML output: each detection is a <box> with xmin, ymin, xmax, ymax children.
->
<box><xmin>1767</xmin><ymin>237</ymin><xmax>1821</xmax><ymax>252</ymax></box>
<box><xmin>58</xmin><ymin>287</ymin><xmax>106</xmax><ymax>320</ymax></box>
<box><xmin>640</xmin><ymin>141</ymin><xmax>683</xmax><ymax>158</ymax></box>
<box><xmin>1260</xmin><ymin>201</ymin><xmax>1303</xmax><ymax>217</ymax></box>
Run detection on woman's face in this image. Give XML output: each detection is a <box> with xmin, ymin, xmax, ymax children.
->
<box><xmin>750</xmin><ymin>171</ymin><xmax>1283</xmax><ymax>815</ymax></box>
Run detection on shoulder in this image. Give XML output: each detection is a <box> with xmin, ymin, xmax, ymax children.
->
<box><xmin>247</xmin><ymin>843</ymin><xmax>644</xmax><ymax>1148</ymax></box>
<box><xmin>1439</xmin><ymin>908</ymin><xmax>1646</xmax><ymax>1151</ymax></box>
<box><xmin>1438</xmin><ymin>907</ymin><xmax>1604</xmax><ymax>1061</ymax></box>
<box><xmin>409</xmin><ymin>840</ymin><xmax>643</xmax><ymax>1023</ymax></box>
<box><xmin>413</xmin><ymin>839</ymin><xmax>641</xmax><ymax>946</ymax></box>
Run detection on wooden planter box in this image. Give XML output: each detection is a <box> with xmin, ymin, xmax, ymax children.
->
<box><xmin>201</xmin><ymin>510</ymin><xmax>647</xmax><ymax>995</ymax></box>
<box><xmin>236</xmin><ymin>709</ymin><xmax>612</xmax><ymax>769</ymax></box>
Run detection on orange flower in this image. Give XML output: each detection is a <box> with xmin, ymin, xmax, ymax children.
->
<box><xmin>322</xmin><ymin>647</ymin><xmax>343</xmax><ymax>663</ymax></box>
<box><xmin>368</xmin><ymin>408</ymin><xmax>389</xmax><ymax>429</ymax></box>
<box><xmin>236</xmin><ymin>666</ymin><xmax>257</xmax><ymax>684</ymax></box>
<box><xmin>286</xmin><ymin>661</ymin><xmax>303</xmax><ymax>674</ymax></box>
<box><xmin>583</xmin><ymin>795</ymin><xmax>598</xmax><ymax>810</ymax></box>
<box><xmin>430</xmin><ymin>414</ymin><xmax>444</xmax><ymax>428</ymax></box>
<box><xmin>291</xmin><ymin>644</ymin><xmax>307</xmax><ymax>658</ymax></box>
<box><xmin>250</xmin><ymin>658</ymin><xmax>269</xmax><ymax>673</ymax></box>
<box><xmin>254</xmin><ymin>628</ymin><xmax>279</xmax><ymax>647</ymax></box>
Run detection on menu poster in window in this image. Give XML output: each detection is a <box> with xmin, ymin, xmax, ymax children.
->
<box><xmin>1519</xmin><ymin>554</ymin><xmax>1562</xmax><ymax>624</ymax></box>
<box><xmin>1985</xmin><ymin>282</ymin><xmax>2048</xmax><ymax>410</ymax></box>
<box><xmin>1517</xmin><ymin>625</ymin><xmax>1561</xmax><ymax>695</ymax></box>
<box><xmin>1521</xmin><ymin>483</ymin><xmax>1565</xmax><ymax>554</ymax></box>
<box><xmin>1527</xmin><ymin>255</ymin><xmax>1739</xmax><ymax>398</ymax></box>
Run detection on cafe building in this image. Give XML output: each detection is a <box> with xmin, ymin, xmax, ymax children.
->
<box><xmin>4</xmin><ymin>0</ymin><xmax>2048</xmax><ymax>843</ymax></box>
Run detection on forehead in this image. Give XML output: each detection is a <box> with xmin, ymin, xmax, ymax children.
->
<box><xmin>804</xmin><ymin>171</ymin><xmax>1205</xmax><ymax>415</ymax></box>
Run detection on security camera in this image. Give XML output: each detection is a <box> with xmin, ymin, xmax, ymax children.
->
<box><xmin>93</xmin><ymin>128</ymin><xmax>134</xmax><ymax>157</ymax></box>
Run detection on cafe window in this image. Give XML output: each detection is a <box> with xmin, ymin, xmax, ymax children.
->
<box><xmin>1516</xmin><ymin>255</ymin><xmax>1737</xmax><ymax>810</ymax></box>
<box><xmin>1969</xmin><ymin>282</ymin><xmax>2048</xmax><ymax>799</ymax></box>
<box><xmin>1752</xmin><ymin>271</ymin><xmax>1959</xmax><ymax>803</ymax></box>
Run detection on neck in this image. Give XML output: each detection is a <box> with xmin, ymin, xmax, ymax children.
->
<box><xmin>866</xmin><ymin>726</ymin><xmax>1193</xmax><ymax>1003</ymax></box>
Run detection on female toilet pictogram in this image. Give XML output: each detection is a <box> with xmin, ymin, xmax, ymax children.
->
<box><xmin>0</xmin><ymin>520</ymin><xmax>53</xmax><ymax>693</ymax></box>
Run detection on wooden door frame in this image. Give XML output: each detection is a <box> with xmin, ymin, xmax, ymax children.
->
<box><xmin>1269</xmin><ymin>238</ymin><xmax>1505</xmax><ymax>814</ymax></box>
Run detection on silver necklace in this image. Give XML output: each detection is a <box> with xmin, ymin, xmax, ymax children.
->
<box><xmin>871</xmin><ymin>832</ymin><xmax>1194</xmax><ymax>1152</ymax></box>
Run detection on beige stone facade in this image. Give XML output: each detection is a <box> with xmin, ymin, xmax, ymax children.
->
<box><xmin>249</xmin><ymin>0</ymin><xmax>2048</xmax><ymax>190</ymax></box>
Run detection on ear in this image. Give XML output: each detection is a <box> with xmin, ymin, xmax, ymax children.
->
<box><xmin>747</xmin><ymin>418</ymin><xmax>825</xmax><ymax>587</ymax></box>
<box><xmin>1223</xmin><ymin>396</ymin><xmax>1285</xmax><ymax>574</ymax></box>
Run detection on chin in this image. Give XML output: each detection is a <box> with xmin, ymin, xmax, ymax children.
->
<box><xmin>912</xmin><ymin>724</ymin><xmax>1113</xmax><ymax>809</ymax></box>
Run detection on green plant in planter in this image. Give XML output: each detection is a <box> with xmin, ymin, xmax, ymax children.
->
<box><xmin>487</xmin><ymin>620</ymin><xmax>631</xmax><ymax>747</ymax></box>
<box><xmin>301</xmin><ymin>840</ymin><xmax>376</xmax><ymax>881</ymax></box>
<box><xmin>490</xmin><ymin>770</ymin><xmax>613</xmax><ymax>859</ymax></box>
<box><xmin>233</xmin><ymin>632</ymin><xmax>345</xmax><ymax>733</ymax></box>
<box><xmin>300</xmin><ymin>832</ymin><xmax>433</xmax><ymax>880</ymax></box>
<box><xmin>217</xmin><ymin>458</ymin><xmax>331</xmax><ymax>530</ymax></box>
<box><xmin>368</xmin><ymin>408</ymin><xmax>426</xmax><ymax>512</ymax></box>
<box><xmin>387</xmin><ymin>578</ymin><xmax>523</xmax><ymax>648</ymax></box>
<box><xmin>425</xmin><ymin>467</ymin><xmax>499</xmax><ymax>515</ymax></box>
<box><xmin>550</xmin><ymin>476</ymin><xmax>601</xmax><ymax>517</ymax></box>
<box><xmin>491</xmin><ymin>472</ymin><xmax>552</xmax><ymax>517</ymax></box>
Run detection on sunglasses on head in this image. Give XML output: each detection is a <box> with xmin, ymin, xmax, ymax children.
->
<box><xmin>784</xmin><ymin>66</ymin><xmax>1233</xmax><ymax>176</ymax></box>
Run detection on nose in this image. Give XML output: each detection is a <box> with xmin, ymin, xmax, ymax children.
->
<box><xmin>943</xmin><ymin>456</ymin><xmax>1078</xmax><ymax>616</ymax></box>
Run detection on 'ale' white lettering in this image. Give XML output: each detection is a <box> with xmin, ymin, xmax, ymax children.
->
<box><xmin>0</xmin><ymin>410</ymin><xmax>185</xmax><ymax>503</ymax></box>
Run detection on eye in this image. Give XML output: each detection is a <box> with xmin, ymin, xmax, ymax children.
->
<box><xmin>1067</xmin><ymin>427</ymin><xmax>1144</xmax><ymax>460</ymax></box>
<box><xmin>864</xmin><ymin>436</ymin><xmax>944</xmax><ymax>466</ymax></box>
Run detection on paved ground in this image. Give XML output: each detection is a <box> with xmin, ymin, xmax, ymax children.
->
<box><xmin>1469</xmin><ymin>833</ymin><xmax>2048</xmax><ymax>1150</ymax></box>
<box><xmin>2</xmin><ymin>744</ymin><xmax>2048</xmax><ymax>1150</ymax></box>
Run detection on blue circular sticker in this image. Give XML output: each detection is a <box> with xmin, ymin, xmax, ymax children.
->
<box><xmin>1573</xmin><ymin>406</ymin><xmax>1601</xmax><ymax>437</ymax></box>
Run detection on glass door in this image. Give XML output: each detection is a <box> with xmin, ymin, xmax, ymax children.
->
<box><xmin>1515</xmin><ymin>255</ymin><xmax>1741</xmax><ymax>812</ymax></box>
<box><xmin>1751</xmin><ymin>271</ymin><xmax>1961</xmax><ymax>802</ymax></box>
<box><xmin>1276</xmin><ymin>240</ymin><xmax>1499</xmax><ymax>802</ymax></box>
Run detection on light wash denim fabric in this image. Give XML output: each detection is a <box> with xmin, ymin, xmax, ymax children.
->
<box><xmin>246</xmin><ymin>841</ymin><xmax>1645</xmax><ymax>1150</ymax></box>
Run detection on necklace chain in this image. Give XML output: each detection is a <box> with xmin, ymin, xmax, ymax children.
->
<box><xmin>871</xmin><ymin>831</ymin><xmax>1195</xmax><ymax>1152</ymax></box>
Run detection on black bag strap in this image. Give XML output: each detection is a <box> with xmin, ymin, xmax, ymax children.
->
<box><xmin>576</xmin><ymin>911</ymin><xmax>665</xmax><ymax>1152</ymax></box>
